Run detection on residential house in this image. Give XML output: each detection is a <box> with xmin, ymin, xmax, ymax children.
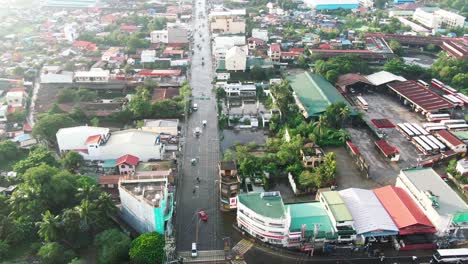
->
<box><xmin>72</xmin><ymin>41</ymin><xmax>97</xmax><ymax>52</ymax></box>
<box><xmin>435</xmin><ymin>130</ymin><xmax>467</xmax><ymax>153</ymax></box>
<box><xmin>6</xmin><ymin>88</ymin><xmax>28</xmax><ymax>107</ymax></box>
<box><xmin>98</xmin><ymin>174</ymin><xmax>123</xmax><ymax>199</ymax></box>
<box><xmin>247</xmin><ymin>37</ymin><xmax>267</xmax><ymax>50</ymax></box>
<box><xmin>151</xmin><ymin>30</ymin><xmax>168</xmax><ymax>43</ymax></box>
<box><xmin>456</xmin><ymin>158</ymin><xmax>468</xmax><ymax>176</ymax></box>
<box><xmin>223</xmin><ymin>82</ymin><xmax>256</xmax><ymax>98</ymax></box>
<box><xmin>0</xmin><ymin>105</ymin><xmax>7</xmax><ymax>123</ymax></box>
<box><xmin>301</xmin><ymin>142</ymin><xmax>325</xmax><ymax>168</ymax></box>
<box><xmin>167</xmin><ymin>22</ymin><xmax>189</xmax><ymax>44</ymax></box>
<box><xmin>101</xmin><ymin>47</ymin><xmax>125</xmax><ymax>62</ymax></box>
<box><xmin>268</xmin><ymin>43</ymin><xmax>281</xmax><ymax>62</ymax></box>
<box><xmin>141</xmin><ymin>50</ymin><xmax>156</xmax><ymax>63</ymax></box>
<box><xmin>219</xmin><ymin>161</ymin><xmax>240</xmax><ymax>210</ymax></box>
<box><xmin>116</xmin><ymin>154</ymin><xmax>140</xmax><ymax>175</ymax></box>
<box><xmin>225</xmin><ymin>46</ymin><xmax>247</xmax><ymax>71</ymax></box>
<box><xmin>252</xmin><ymin>28</ymin><xmax>269</xmax><ymax>42</ymax></box>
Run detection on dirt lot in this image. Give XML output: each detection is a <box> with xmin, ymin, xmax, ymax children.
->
<box><xmin>347</xmin><ymin>92</ymin><xmax>427</xmax><ymax>185</ymax></box>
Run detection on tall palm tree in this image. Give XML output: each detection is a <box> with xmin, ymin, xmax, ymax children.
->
<box><xmin>338</xmin><ymin>106</ymin><xmax>351</xmax><ymax>128</ymax></box>
<box><xmin>335</xmin><ymin>129</ymin><xmax>351</xmax><ymax>143</ymax></box>
<box><xmin>313</xmin><ymin>115</ymin><xmax>328</xmax><ymax>140</ymax></box>
<box><xmin>36</xmin><ymin>210</ymin><xmax>61</xmax><ymax>242</ymax></box>
<box><xmin>95</xmin><ymin>193</ymin><xmax>117</xmax><ymax>219</ymax></box>
<box><xmin>75</xmin><ymin>199</ymin><xmax>98</xmax><ymax>231</ymax></box>
<box><xmin>76</xmin><ymin>184</ymin><xmax>98</xmax><ymax>201</ymax></box>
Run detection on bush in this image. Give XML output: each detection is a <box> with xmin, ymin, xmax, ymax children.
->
<box><xmin>0</xmin><ymin>240</ymin><xmax>10</xmax><ymax>260</ymax></box>
<box><xmin>129</xmin><ymin>233</ymin><xmax>165</xmax><ymax>264</ymax></box>
<box><xmin>94</xmin><ymin>229</ymin><xmax>131</xmax><ymax>264</ymax></box>
<box><xmin>37</xmin><ymin>242</ymin><xmax>68</xmax><ymax>264</ymax></box>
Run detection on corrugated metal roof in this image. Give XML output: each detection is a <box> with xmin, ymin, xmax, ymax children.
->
<box><xmin>321</xmin><ymin>191</ymin><xmax>353</xmax><ymax>222</ymax></box>
<box><xmin>339</xmin><ymin>188</ymin><xmax>398</xmax><ymax>236</ymax></box>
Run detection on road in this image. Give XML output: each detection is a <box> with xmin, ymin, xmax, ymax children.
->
<box><xmin>175</xmin><ymin>0</ymin><xmax>225</xmax><ymax>252</ymax></box>
<box><xmin>27</xmin><ymin>78</ymin><xmax>40</xmax><ymax>127</ymax></box>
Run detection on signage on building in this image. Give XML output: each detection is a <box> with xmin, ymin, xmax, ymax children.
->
<box><xmin>229</xmin><ymin>197</ymin><xmax>237</xmax><ymax>208</ymax></box>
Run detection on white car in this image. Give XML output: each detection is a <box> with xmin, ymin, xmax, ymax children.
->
<box><xmin>202</xmin><ymin>120</ymin><xmax>207</xmax><ymax>127</ymax></box>
<box><xmin>194</xmin><ymin>127</ymin><xmax>201</xmax><ymax>136</ymax></box>
<box><xmin>192</xmin><ymin>103</ymin><xmax>198</xmax><ymax>111</ymax></box>
<box><xmin>191</xmin><ymin>243</ymin><xmax>198</xmax><ymax>257</ymax></box>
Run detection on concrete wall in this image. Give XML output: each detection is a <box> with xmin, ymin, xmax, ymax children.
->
<box><xmin>119</xmin><ymin>187</ymin><xmax>156</xmax><ymax>233</ymax></box>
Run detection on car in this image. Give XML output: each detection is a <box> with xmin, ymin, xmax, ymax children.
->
<box><xmin>192</xmin><ymin>103</ymin><xmax>198</xmax><ymax>111</ymax></box>
<box><xmin>191</xmin><ymin>243</ymin><xmax>198</xmax><ymax>257</ymax></box>
<box><xmin>199</xmin><ymin>211</ymin><xmax>208</xmax><ymax>221</ymax></box>
<box><xmin>194</xmin><ymin>127</ymin><xmax>201</xmax><ymax>136</ymax></box>
<box><xmin>202</xmin><ymin>120</ymin><xmax>207</xmax><ymax>127</ymax></box>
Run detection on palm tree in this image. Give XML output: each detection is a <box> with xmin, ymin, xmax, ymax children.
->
<box><xmin>338</xmin><ymin>106</ymin><xmax>351</xmax><ymax>128</ymax></box>
<box><xmin>37</xmin><ymin>210</ymin><xmax>61</xmax><ymax>242</ymax></box>
<box><xmin>75</xmin><ymin>199</ymin><xmax>98</xmax><ymax>232</ymax></box>
<box><xmin>313</xmin><ymin>115</ymin><xmax>328</xmax><ymax>140</ymax></box>
<box><xmin>335</xmin><ymin>129</ymin><xmax>351</xmax><ymax>143</ymax></box>
<box><xmin>76</xmin><ymin>184</ymin><xmax>99</xmax><ymax>201</ymax></box>
<box><xmin>95</xmin><ymin>193</ymin><xmax>117</xmax><ymax>219</ymax></box>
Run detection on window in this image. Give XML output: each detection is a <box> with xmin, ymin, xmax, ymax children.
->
<box><xmin>121</xmin><ymin>165</ymin><xmax>126</xmax><ymax>169</ymax></box>
<box><xmin>269</xmin><ymin>223</ymin><xmax>284</xmax><ymax>228</ymax></box>
<box><xmin>268</xmin><ymin>239</ymin><xmax>281</xmax><ymax>244</ymax></box>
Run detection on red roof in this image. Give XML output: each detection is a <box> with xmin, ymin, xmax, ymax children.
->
<box><xmin>387</xmin><ymin>81</ymin><xmax>454</xmax><ymax>112</ymax></box>
<box><xmin>371</xmin><ymin>119</ymin><xmax>395</xmax><ymax>129</ymax></box>
<box><xmin>116</xmin><ymin>154</ymin><xmax>140</xmax><ymax>166</ymax></box>
<box><xmin>375</xmin><ymin>140</ymin><xmax>399</xmax><ymax>156</ymax></box>
<box><xmin>318</xmin><ymin>43</ymin><xmax>331</xmax><ymax>49</ymax></box>
<box><xmin>8</xmin><ymin>87</ymin><xmax>26</xmax><ymax>93</ymax></box>
<box><xmin>270</xmin><ymin>43</ymin><xmax>281</xmax><ymax>52</ymax></box>
<box><xmin>85</xmin><ymin>134</ymin><xmax>101</xmax><ymax>145</ymax></box>
<box><xmin>98</xmin><ymin>175</ymin><xmax>123</xmax><ymax>185</ymax></box>
<box><xmin>346</xmin><ymin>141</ymin><xmax>360</xmax><ymax>155</ymax></box>
<box><xmin>281</xmin><ymin>52</ymin><xmax>299</xmax><ymax>57</ymax></box>
<box><xmin>290</xmin><ymin>48</ymin><xmax>305</xmax><ymax>53</ymax></box>
<box><xmin>336</xmin><ymin>73</ymin><xmax>371</xmax><ymax>88</ymax></box>
<box><xmin>120</xmin><ymin>25</ymin><xmax>138</xmax><ymax>32</ymax></box>
<box><xmin>374</xmin><ymin>186</ymin><xmax>436</xmax><ymax>235</ymax></box>
<box><xmin>138</xmin><ymin>69</ymin><xmax>182</xmax><ymax>77</ymax></box>
<box><xmin>167</xmin><ymin>43</ymin><xmax>188</xmax><ymax>48</ymax></box>
<box><xmin>72</xmin><ymin>41</ymin><xmax>97</xmax><ymax>51</ymax></box>
<box><xmin>436</xmin><ymin>130</ymin><xmax>464</xmax><ymax>147</ymax></box>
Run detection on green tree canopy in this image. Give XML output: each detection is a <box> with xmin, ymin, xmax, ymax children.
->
<box><xmin>13</xmin><ymin>147</ymin><xmax>58</xmax><ymax>174</ymax></box>
<box><xmin>61</xmin><ymin>151</ymin><xmax>84</xmax><ymax>173</ymax></box>
<box><xmin>32</xmin><ymin>113</ymin><xmax>77</xmax><ymax>146</ymax></box>
<box><xmin>129</xmin><ymin>232</ymin><xmax>165</xmax><ymax>264</ymax></box>
<box><xmin>94</xmin><ymin>229</ymin><xmax>131</xmax><ymax>264</ymax></box>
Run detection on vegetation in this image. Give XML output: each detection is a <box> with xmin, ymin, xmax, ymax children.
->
<box><xmin>447</xmin><ymin>159</ymin><xmax>468</xmax><ymax>184</ymax></box>
<box><xmin>384</xmin><ymin>58</ymin><xmax>429</xmax><ymax>80</ymax></box>
<box><xmin>32</xmin><ymin>114</ymin><xmax>77</xmax><ymax>146</ymax></box>
<box><xmin>94</xmin><ymin>229</ymin><xmax>131</xmax><ymax>264</ymax></box>
<box><xmin>129</xmin><ymin>232</ymin><xmax>165</xmax><ymax>264</ymax></box>
<box><xmin>57</xmin><ymin>88</ymin><xmax>97</xmax><ymax>104</ymax></box>
<box><xmin>315</xmin><ymin>55</ymin><xmax>369</xmax><ymax>83</ymax></box>
<box><xmin>430</xmin><ymin>53</ymin><xmax>468</xmax><ymax>93</ymax></box>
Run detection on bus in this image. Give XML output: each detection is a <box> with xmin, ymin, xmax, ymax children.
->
<box><xmin>427</xmin><ymin>113</ymin><xmax>450</xmax><ymax>122</ymax></box>
<box><xmin>447</xmin><ymin>124</ymin><xmax>468</xmax><ymax>131</ymax></box>
<box><xmin>412</xmin><ymin>136</ymin><xmax>433</xmax><ymax>155</ymax></box>
<box><xmin>432</xmin><ymin>248</ymin><xmax>468</xmax><ymax>263</ymax></box>
<box><xmin>440</xmin><ymin>119</ymin><xmax>466</xmax><ymax>126</ymax></box>
<box><xmin>425</xmin><ymin>126</ymin><xmax>448</xmax><ymax>133</ymax></box>
<box><xmin>417</xmin><ymin>79</ymin><xmax>429</xmax><ymax>88</ymax></box>
<box><xmin>411</xmin><ymin>123</ymin><xmax>429</xmax><ymax>135</ymax></box>
<box><xmin>404</xmin><ymin>123</ymin><xmax>422</xmax><ymax>136</ymax></box>
<box><xmin>427</xmin><ymin>135</ymin><xmax>446</xmax><ymax>151</ymax></box>
<box><xmin>420</xmin><ymin>135</ymin><xmax>440</xmax><ymax>152</ymax></box>
<box><xmin>356</xmin><ymin>96</ymin><xmax>368</xmax><ymax>111</ymax></box>
<box><xmin>431</xmin><ymin>78</ymin><xmax>445</xmax><ymax>89</ymax></box>
<box><xmin>442</xmin><ymin>85</ymin><xmax>457</xmax><ymax>95</ymax></box>
<box><xmin>443</xmin><ymin>95</ymin><xmax>464</xmax><ymax>107</ymax></box>
<box><xmin>397</xmin><ymin>123</ymin><xmax>415</xmax><ymax>139</ymax></box>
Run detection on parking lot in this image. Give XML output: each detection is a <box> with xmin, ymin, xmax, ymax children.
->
<box><xmin>347</xmin><ymin>92</ymin><xmax>427</xmax><ymax>185</ymax></box>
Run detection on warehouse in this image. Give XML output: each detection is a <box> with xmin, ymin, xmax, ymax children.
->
<box><xmin>304</xmin><ymin>0</ymin><xmax>359</xmax><ymax>10</ymax></box>
<box><xmin>387</xmin><ymin>81</ymin><xmax>455</xmax><ymax>115</ymax></box>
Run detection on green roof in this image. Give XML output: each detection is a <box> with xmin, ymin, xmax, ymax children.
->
<box><xmin>453</xmin><ymin>212</ymin><xmax>468</xmax><ymax>224</ymax></box>
<box><xmin>288</xmin><ymin>72</ymin><xmax>352</xmax><ymax>117</ymax></box>
<box><xmin>216</xmin><ymin>59</ymin><xmax>226</xmax><ymax>72</ymax></box>
<box><xmin>286</xmin><ymin>202</ymin><xmax>337</xmax><ymax>240</ymax></box>
<box><xmin>451</xmin><ymin>131</ymin><xmax>468</xmax><ymax>141</ymax></box>
<box><xmin>238</xmin><ymin>192</ymin><xmax>286</xmax><ymax>219</ymax></box>
<box><xmin>102</xmin><ymin>159</ymin><xmax>116</xmax><ymax>168</ymax></box>
<box><xmin>321</xmin><ymin>191</ymin><xmax>353</xmax><ymax>222</ymax></box>
<box><xmin>247</xmin><ymin>58</ymin><xmax>273</xmax><ymax>68</ymax></box>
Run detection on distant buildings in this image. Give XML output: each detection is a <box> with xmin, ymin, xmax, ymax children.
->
<box><xmin>209</xmin><ymin>9</ymin><xmax>246</xmax><ymax>35</ymax></box>
<box><xmin>150</xmin><ymin>23</ymin><xmax>189</xmax><ymax>44</ymax></box>
<box><xmin>413</xmin><ymin>8</ymin><xmax>466</xmax><ymax>30</ymax></box>
<box><xmin>304</xmin><ymin>0</ymin><xmax>359</xmax><ymax>10</ymax></box>
<box><xmin>5</xmin><ymin>87</ymin><xmax>28</xmax><ymax>107</ymax></box>
<box><xmin>42</xmin><ymin>0</ymin><xmax>97</xmax><ymax>8</ymax></box>
<box><xmin>251</xmin><ymin>28</ymin><xmax>268</xmax><ymax>42</ymax></box>
<box><xmin>74</xmin><ymin>69</ymin><xmax>110</xmax><ymax>83</ymax></box>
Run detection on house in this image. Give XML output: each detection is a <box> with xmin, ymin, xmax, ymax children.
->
<box><xmin>0</xmin><ymin>104</ymin><xmax>8</xmax><ymax>123</ymax></box>
<box><xmin>247</xmin><ymin>37</ymin><xmax>266</xmax><ymax>50</ymax></box>
<box><xmin>56</xmin><ymin>126</ymin><xmax>110</xmax><ymax>154</ymax></box>
<box><xmin>456</xmin><ymin>158</ymin><xmax>468</xmax><ymax>176</ymax></box>
<box><xmin>141</xmin><ymin>119</ymin><xmax>179</xmax><ymax>136</ymax></box>
<box><xmin>167</xmin><ymin>22</ymin><xmax>189</xmax><ymax>44</ymax></box>
<box><xmin>252</xmin><ymin>28</ymin><xmax>268</xmax><ymax>42</ymax></box>
<box><xmin>301</xmin><ymin>142</ymin><xmax>325</xmax><ymax>168</ymax></box>
<box><xmin>223</xmin><ymin>82</ymin><xmax>256</xmax><ymax>98</ymax></box>
<box><xmin>317</xmin><ymin>190</ymin><xmax>356</xmax><ymax>242</ymax></box>
<box><xmin>101</xmin><ymin>47</ymin><xmax>125</xmax><ymax>62</ymax></box>
<box><xmin>141</xmin><ymin>50</ymin><xmax>156</xmax><ymax>63</ymax></box>
<box><xmin>74</xmin><ymin>69</ymin><xmax>110</xmax><ymax>83</ymax></box>
<box><xmin>209</xmin><ymin>9</ymin><xmax>246</xmax><ymax>34</ymax></box>
<box><xmin>116</xmin><ymin>154</ymin><xmax>140</xmax><ymax>175</ymax></box>
<box><xmin>119</xmin><ymin>174</ymin><xmax>173</xmax><ymax>234</ymax></box>
<box><xmin>225</xmin><ymin>46</ymin><xmax>247</xmax><ymax>71</ymax></box>
<box><xmin>396</xmin><ymin>168</ymin><xmax>468</xmax><ymax>235</ymax></box>
<box><xmin>151</xmin><ymin>30</ymin><xmax>168</xmax><ymax>43</ymax></box>
<box><xmin>120</xmin><ymin>25</ymin><xmax>139</xmax><ymax>33</ymax></box>
<box><xmin>98</xmin><ymin>174</ymin><xmax>123</xmax><ymax>199</ymax></box>
<box><xmin>435</xmin><ymin>130</ymin><xmax>466</xmax><ymax>153</ymax></box>
<box><xmin>268</xmin><ymin>43</ymin><xmax>281</xmax><ymax>62</ymax></box>
<box><xmin>72</xmin><ymin>41</ymin><xmax>97</xmax><ymax>52</ymax></box>
<box><xmin>219</xmin><ymin>161</ymin><xmax>240</xmax><ymax>210</ymax></box>
<box><xmin>6</xmin><ymin>88</ymin><xmax>28</xmax><ymax>107</ymax></box>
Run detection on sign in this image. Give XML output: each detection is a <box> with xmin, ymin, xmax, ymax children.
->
<box><xmin>194</xmin><ymin>97</ymin><xmax>210</xmax><ymax>100</ymax></box>
<box><xmin>229</xmin><ymin>197</ymin><xmax>237</xmax><ymax>208</ymax></box>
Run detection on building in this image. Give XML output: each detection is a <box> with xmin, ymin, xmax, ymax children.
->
<box><xmin>150</xmin><ymin>30</ymin><xmax>168</xmax><ymax>43</ymax></box>
<box><xmin>56</xmin><ymin>127</ymin><xmax>165</xmax><ymax>162</ymax></box>
<box><xmin>456</xmin><ymin>158</ymin><xmax>468</xmax><ymax>176</ymax></box>
<box><xmin>252</xmin><ymin>28</ymin><xmax>268</xmax><ymax>42</ymax></box>
<box><xmin>6</xmin><ymin>88</ymin><xmax>27</xmax><ymax>107</ymax></box>
<box><xmin>301</xmin><ymin>142</ymin><xmax>325</xmax><ymax>168</ymax></box>
<box><xmin>141</xmin><ymin>119</ymin><xmax>179</xmax><ymax>136</ymax></box>
<box><xmin>0</xmin><ymin>105</ymin><xmax>7</xmax><ymax>123</ymax></box>
<box><xmin>219</xmin><ymin>161</ymin><xmax>240</xmax><ymax>210</ymax></box>
<box><xmin>317</xmin><ymin>191</ymin><xmax>356</xmax><ymax>242</ymax></box>
<box><xmin>119</xmin><ymin>174</ymin><xmax>173</xmax><ymax>234</ymax></box>
<box><xmin>74</xmin><ymin>69</ymin><xmax>110</xmax><ymax>83</ymax></box>
<box><xmin>101</xmin><ymin>47</ymin><xmax>125</xmax><ymax>62</ymax></box>
<box><xmin>64</xmin><ymin>23</ymin><xmax>79</xmax><ymax>42</ymax></box>
<box><xmin>396</xmin><ymin>168</ymin><xmax>468</xmax><ymax>235</ymax></box>
<box><xmin>141</xmin><ymin>50</ymin><xmax>156</xmax><ymax>63</ymax></box>
<box><xmin>339</xmin><ymin>188</ymin><xmax>399</xmax><ymax>240</ymax></box>
<box><xmin>413</xmin><ymin>8</ymin><xmax>466</xmax><ymax>30</ymax></box>
<box><xmin>435</xmin><ymin>130</ymin><xmax>466</xmax><ymax>153</ymax></box>
<box><xmin>42</xmin><ymin>0</ymin><xmax>97</xmax><ymax>8</ymax></box>
<box><xmin>167</xmin><ymin>23</ymin><xmax>189</xmax><ymax>44</ymax></box>
<box><xmin>374</xmin><ymin>186</ymin><xmax>436</xmax><ymax>236</ymax></box>
<box><xmin>288</xmin><ymin>72</ymin><xmax>353</xmax><ymax>118</ymax></box>
<box><xmin>115</xmin><ymin>154</ymin><xmax>140</xmax><ymax>175</ymax></box>
<box><xmin>394</xmin><ymin>0</ymin><xmax>415</xmax><ymax>4</ymax></box>
<box><xmin>222</xmin><ymin>82</ymin><xmax>256</xmax><ymax>98</ymax></box>
<box><xmin>237</xmin><ymin>192</ymin><xmax>337</xmax><ymax>248</ymax></box>
<box><xmin>268</xmin><ymin>43</ymin><xmax>281</xmax><ymax>62</ymax></box>
<box><xmin>225</xmin><ymin>46</ymin><xmax>247</xmax><ymax>71</ymax></box>
<box><xmin>212</xmin><ymin>35</ymin><xmax>246</xmax><ymax>64</ymax></box>
<box><xmin>359</xmin><ymin>0</ymin><xmax>374</xmax><ymax>8</ymax></box>
<box><xmin>209</xmin><ymin>9</ymin><xmax>246</xmax><ymax>34</ymax></box>
<box><xmin>304</xmin><ymin>0</ymin><xmax>359</xmax><ymax>10</ymax></box>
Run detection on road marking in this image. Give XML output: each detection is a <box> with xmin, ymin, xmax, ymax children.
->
<box><xmin>232</xmin><ymin>239</ymin><xmax>253</xmax><ymax>256</ymax></box>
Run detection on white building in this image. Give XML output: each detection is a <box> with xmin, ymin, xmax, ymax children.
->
<box><xmin>141</xmin><ymin>50</ymin><xmax>156</xmax><ymax>63</ymax></box>
<box><xmin>64</xmin><ymin>23</ymin><xmax>79</xmax><ymax>42</ymax></box>
<box><xmin>74</xmin><ymin>69</ymin><xmax>110</xmax><ymax>83</ymax></box>
<box><xmin>223</xmin><ymin>82</ymin><xmax>256</xmax><ymax>97</ymax></box>
<box><xmin>5</xmin><ymin>88</ymin><xmax>28</xmax><ymax>107</ymax></box>
<box><xmin>212</xmin><ymin>35</ymin><xmax>246</xmax><ymax>64</ymax></box>
<box><xmin>141</xmin><ymin>119</ymin><xmax>179</xmax><ymax>136</ymax></box>
<box><xmin>413</xmin><ymin>8</ymin><xmax>466</xmax><ymax>30</ymax></box>
<box><xmin>209</xmin><ymin>9</ymin><xmax>246</xmax><ymax>35</ymax></box>
<box><xmin>252</xmin><ymin>28</ymin><xmax>269</xmax><ymax>42</ymax></box>
<box><xmin>225</xmin><ymin>46</ymin><xmax>247</xmax><ymax>71</ymax></box>
<box><xmin>57</xmin><ymin>127</ymin><xmax>165</xmax><ymax>161</ymax></box>
<box><xmin>396</xmin><ymin>168</ymin><xmax>468</xmax><ymax>235</ymax></box>
<box><xmin>0</xmin><ymin>104</ymin><xmax>7</xmax><ymax>123</ymax></box>
<box><xmin>150</xmin><ymin>30</ymin><xmax>168</xmax><ymax>43</ymax></box>
<box><xmin>456</xmin><ymin>158</ymin><xmax>468</xmax><ymax>176</ymax></box>
<box><xmin>150</xmin><ymin>23</ymin><xmax>188</xmax><ymax>44</ymax></box>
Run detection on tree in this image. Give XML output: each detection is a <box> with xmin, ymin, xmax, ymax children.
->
<box><xmin>453</xmin><ymin>73</ymin><xmax>468</xmax><ymax>89</ymax></box>
<box><xmin>12</xmin><ymin>67</ymin><xmax>25</xmax><ymax>76</ymax></box>
<box><xmin>61</xmin><ymin>151</ymin><xmax>84</xmax><ymax>173</ymax></box>
<box><xmin>388</xmin><ymin>40</ymin><xmax>402</xmax><ymax>55</ymax></box>
<box><xmin>37</xmin><ymin>242</ymin><xmax>70</xmax><ymax>264</ymax></box>
<box><xmin>129</xmin><ymin>232</ymin><xmax>165</xmax><ymax>264</ymax></box>
<box><xmin>0</xmin><ymin>140</ymin><xmax>22</xmax><ymax>169</ymax></box>
<box><xmin>325</xmin><ymin>69</ymin><xmax>339</xmax><ymax>84</ymax></box>
<box><xmin>0</xmin><ymin>240</ymin><xmax>10</xmax><ymax>261</ymax></box>
<box><xmin>90</xmin><ymin>117</ymin><xmax>100</xmax><ymax>127</ymax></box>
<box><xmin>250</xmin><ymin>65</ymin><xmax>266</xmax><ymax>81</ymax></box>
<box><xmin>37</xmin><ymin>210</ymin><xmax>61</xmax><ymax>242</ymax></box>
<box><xmin>298</xmin><ymin>170</ymin><xmax>316</xmax><ymax>189</ymax></box>
<box><xmin>13</xmin><ymin>147</ymin><xmax>58</xmax><ymax>174</ymax></box>
<box><xmin>313</xmin><ymin>116</ymin><xmax>328</xmax><ymax>140</ymax></box>
<box><xmin>94</xmin><ymin>229</ymin><xmax>131</xmax><ymax>264</ymax></box>
<box><xmin>6</xmin><ymin>110</ymin><xmax>26</xmax><ymax>123</ymax></box>
<box><xmin>68</xmin><ymin>258</ymin><xmax>86</xmax><ymax>264</ymax></box>
<box><xmin>127</xmin><ymin>88</ymin><xmax>152</xmax><ymax>119</ymax></box>
<box><xmin>33</xmin><ymin>113</ymin><xmax>76</xmax><ymax>146</ymax></box>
